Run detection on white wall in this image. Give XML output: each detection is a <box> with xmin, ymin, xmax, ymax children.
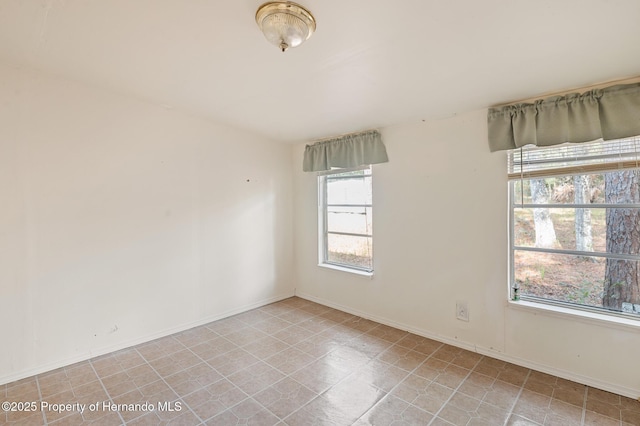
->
<box><xmin>0</xmin><ymin>65</ymin><xmax>294</xmax><ymax>384</ymax></box>
<box><xmin>3</xmin><ymin>62</ymin><xmax>638</xmax><ymax>399</ymax></box>
<box><xmin>292</xmin><ymin>110</ymin><xmax>640</xmax><ymax>398</ymax></box>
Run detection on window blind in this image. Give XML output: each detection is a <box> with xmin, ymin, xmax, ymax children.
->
<box><xmin>508</xmin><ymin>137</ymin><xmax>640</xmax><ymax>180</ymax></box>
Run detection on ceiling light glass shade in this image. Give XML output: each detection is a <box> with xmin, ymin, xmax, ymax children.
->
<box><xmin>256</xmin><ymin>2</ymin><xmax>316</xmax><ymax>52</ymax></box>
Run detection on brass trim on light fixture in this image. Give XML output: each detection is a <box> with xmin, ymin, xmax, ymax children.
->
<box><xmin>256</xmin><ymin>2</ymin><xmax>316</xmax><ymax>52</ymax></box>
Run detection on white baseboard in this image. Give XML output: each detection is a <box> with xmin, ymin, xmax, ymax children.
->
<box><xmin>296</xmin><ymin>292</ymin><xmax>640</xmax><ymax>400</ymax></box>
<box><xmin>0</xmin><ymin>292</ymin><xmax>295</xmax><ymax>386</ymax></box>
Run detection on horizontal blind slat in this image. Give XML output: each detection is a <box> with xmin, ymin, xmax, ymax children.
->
<box><xmin>508</xmin><ymin>160</ymin><xmax>640</xmax><ymax>180</ymax></box>
<box><xmin>508</xmin><ymin>137</ymin><xmax>640</xmax><ymax>178</ymax></box>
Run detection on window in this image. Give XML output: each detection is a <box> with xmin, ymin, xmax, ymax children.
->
<box><xmin>509</xmin><ymin>137</ymin><xmax>640</xmax><ymax>318</ymax></box>
<box><xmin>318</xmin><ymin>166</ymin><xmax>373</xmax><ymax>273</ymax></box>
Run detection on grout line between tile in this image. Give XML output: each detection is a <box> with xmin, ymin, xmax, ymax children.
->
<box><xmin>163</xmin><ymin>306</ymin><xmax>335</xmax><ymax>424</ymax></box>
<box><xmin>580</xmin><ymin>385</ymin><xmax>588</xmax><ymax>426</ymax></box>
<box><xmin>427</xmin><ymin>354</ymin><xmax>485</xmax><ymax>426</ymax></box>
<box><xmin>253</xmin><ymin>306</ymin><xmax>342</xmax><ymax>421</ymax></box>
<box><xmin>132</xmin><ymin>346</ymin><xmax>207</xmax><ymax>425</ymax></box>
<box><xmin>352</xmin><ymin>340</ymin><xmax>446</xmax><ymax>425</ymax></box>
<box><xmin>502</xmin><ymin>369</ymin><xmax>532</xmax><ymax>426</ymax></box>
<box><xmin>34</xmin><ymin>375</ymin><xmax>47</xmax><ymax>426</ymax></box>
<box><xmin>265</xmin><ymin>311</ymin><xmax>377</xmax><ymax>424</ymax></box>
<box><xmin>87</xmin><ymin>360</ymin><xmax>126</xmax><ymax>426</ymax></box>
<box><xmin>265</xmin><ymin>313</ymin><xmax>363</xmax><ymax>423</ymax></box>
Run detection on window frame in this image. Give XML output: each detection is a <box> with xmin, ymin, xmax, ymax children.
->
<box><xmin>318</xmin><ymin>165</ymin><xmax>374</xmax><ymax>275</ymax></box>
<box><xmin>507</xmin><ymin>139</ymin><xmax>640</xmax><ymax>320</ymax></box>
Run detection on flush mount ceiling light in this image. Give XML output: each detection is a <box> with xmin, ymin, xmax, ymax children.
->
<box><xmin>256</xmin><ymin>1</ymin><xmax>316</xmax><ymax>52</ymax></box>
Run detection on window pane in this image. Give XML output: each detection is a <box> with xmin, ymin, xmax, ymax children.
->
<box><xmin>514</xmin><ymin>250</ymin><xmax>639</xmax><ymax>314</ymax></box>
<box><xmin>327</xmin><ymin>206</ymin><xmax>372</xmax><ymax>235</ymax></box>
<box><xmin>515</xmin><ymin>251</ymin><xmax>605</xmax><ymax>308</ymax></box>
<box><xmin>327</xmin><ymin>234</ymin><xmax>372</xmax><ymax>270</ymax></box>
<box><xmin>327</xmin><ymin>176</ymin><xmax>373</xmax><ymax>205</ymax></box>
<box><xmin>514</xmin><ymin>207</ymin><xmax>619</xmax><ymax>253</ymax></box>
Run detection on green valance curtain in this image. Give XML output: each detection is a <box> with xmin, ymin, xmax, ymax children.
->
<box><xmin>487</xmin><ymin>82</ymin><xmax>640</xmax><ymax>152</ymax></box>
<box><xmin>303</xmin><ymin>129</ymin><xmax>389</xmax><ymax>172</ymax></box>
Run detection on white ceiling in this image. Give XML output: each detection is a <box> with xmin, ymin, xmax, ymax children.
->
<box><xmin>1</xmin><ymin>0</ymin><xmax>639</xmax><ymax>143</ymax></box>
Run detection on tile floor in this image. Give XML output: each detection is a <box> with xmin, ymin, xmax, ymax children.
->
<box><xmin>1</xmin><ymin>297</ymin><xmax>639</xmax><ymax>425</ymax></box>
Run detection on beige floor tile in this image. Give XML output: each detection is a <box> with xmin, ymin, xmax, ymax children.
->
<box><xmin>343</xmin><ymin>334</ymin><xmax>393</xmax><ymax>359</ymax></box>
<box><xmin>298</xmin><ymin>302</ymin><xmax>333</xmax><ymax>316</ymax></box>
<box><xmin>512</xmin><ymin>389</ymin><xmax>552</xmax><ymax>424</ymax></box>
<box><xmin>272</xmin><ymin>325</ymin><xmax>315</xmax><ymax>346</ymax></box>
<box><xmin>258</xmin><ymin>301</ymin><xmax>298</xmax><ymax>317</ymax></box>
<box><xmin>584</xmin><ymin>410</ymin><xmax>621</xmax><ymax>426</ymax></box>
<box><xmin>124</xmin><ymin>411</ymin><xmax>160</xmax><ymax>426</ymax></box>
<box><xmin>366</xmin><ymin>324</ymin><xmax>408</xmax><ymax>344</ymax></box>
<box><xmin>323</xmin><ymin>345</ymin><xmax>373</xmax><ymax>372</ymax></box>
<box><xmin>5</xmin><ymin>406</ymin><xmax>45</xmax><ymax>425</ymax></box>
<box><xmin>377</xmin><ymin>345</ymin><xmax>428</xmax><ymax>372</ymax></box>
<box><xmin>437</xmin><ymin>403</ymin><xmax>473</xmax><ymax>425</ymax></box>
<box><xmin>431</xmin><ymin>345</ymin><xmax>466</xmax><ymax>363</ymax></box>
<box><xmin>457</xmin><ymin>371</ymin><xmax>496</xmax><ymax>400</ymax></box>
<box><xmin>545</xmin><ymin>399</ymin><xmax>583</xmax><ymax>426</ymax></box>
<box><xmin>7</xmin><ymin>378</ymin><xmax>41</xmax><ymax>401</ymax></box>
<box><xmin>276</xmin><ymin>308</ymin><xmax>317</xmax><ymax>325</ymax></box>
<box><xmin>316</xmin><ymin>323</ymin><xmax>362</xmax><ymax>344</ymax></box>
<box><xmin>433</xmin><ymin>365</ymin><xmax>471</xmax><ymax>390</ymax></box>
<box><xmin>243</xmin><ymin>336</ymin><xmax>290</xmax><ymax>360</ymax></box>
<box><xmin>319</xmin><ymin>308</ymin><xmax>356</xmax><ymax>324</ymax></box>
<box><xmin>410</xmin><ymin>383</ymin><xmax>455</xmax><ymax>415</ymax></box>
<box><xmin>321</xmin><ymin>376</ymin><xmax>387</xmax><ymax>420</ymax></box>
<box><xmin>496</xmin><ymin>363</ymin><xmax>530</xmax><ymax>387</ymax></box>
<box><xmin>523</xmin><ymin>376</ymin><xmax>555</xmax><ymax>397</ymax></box>
<box><xmin>289</xmin><ymin>358</ymin><xmax>351</xmax><ymax>394</ymax></box>
<box><xmin>341</xmin><ymin>316</ymin><xmax>380</xmax><ymax>334</ymax></box>
<box><xmin>585</xmin><ymin>396</ymin><xmax>621</xmax><ymax>420</ymax></box>
<box><xmin>414</xmin><ymin>357</ymin><xmax>450</xmax><ymax>380</ymax></box>
<box><xmin>206</xmin><ymin>317</ymin><xmax>247</xmax><ymax>336</ymax></box>
<box><xmin>164</xmin><ymin>409</ymin><xmax>201</xmax><ymax>425</ymax></box>
<box><xmin>506</xmin><ymin>413</ymin><xmax>543</xmax><ymax>425</ymax></box>
<box><xmin>224</xmin><ymin>328</ymin><xmax>270</xmax><ymax>347</ymax></box>
<box><xmin>297</xmin><ymin>317</ymin><xmax>339</xmax><ymax>334</ymax></box>
<box><xmin>285</xmin><ymin>395</ymin><xmax>357</xmax><ymax>425</ymax></box>
<box><xmin>551</xmin><ymin>384</ymin><xmax>586</xmax><ymax>408</ymax></box>
<box><xmin>255</xmin><ymin>377</ymin><xmax>317</xmax><ymax>419</ymax></box>
<box><xmin>390</xmin><ymin>373</ymin><xmax>434</xmax><ymax>404</ymax></box>
<box><xmin>207</xmin><ymin>348</ymin><xmax>260</xmax><ymax>376</ymax></box>
<box><xmin>265</xmin><ymin>347</ymin><xmax>316</xmax><ymax>375</ymax></box>
<box><xmin>195</xmin><ymin>336</ymin><xmax>238</xmax><ymax>361</ymax></box>
<box><xmin>227</xmin><ymin>361</ymin><xmax>286</xmax><ymax>396</ymax></box>
<box><xmin>184</xmin><ymin>379</ymin><xmax>246</xmax><ymax>422</ymax></box>
<box><xmin>208</xmin><ymin>398</ymin><xmax>279</xmax><ymax>426</ymax></box>
<box><xmin>472</xmin><ymin>356</ymin><xmax>506</xmax><ymax>379</ymax></box>
<box><xmin>449</xmin><ymin>350</ymin><xmax>483</xmax><ymax>370</ymax></box>
<box><xmin>621</xmin><ymin>407</ymin><xmax>640</xmax><ymax>425</ymax></box>
<box><xmin>481</xmin><ymin>379</ymin><xmax>521</xmax><ymax>410</ymax></box>
<box><xmin>233</xmin><ymin>309</ymin><xmax>275</xmax><ymax>326</ymax></box>
<box><xmin>353</xmin><ymin>359</ymin><xmax>410</xmax><ymax>392</ymax></box>
<box><xmin>293</xmin><ymin>334</ymin><xmax>342</xmax><ymax>358</ymax></box>
<box><xmin>430</xmin><ymin>417</ymin><xmax>457</xmax><ymax>426</ymax></box>
<box><xmin>251</xmin><ymin>317</ymin><xmax>295</xmax><ymax>336</ymax></box>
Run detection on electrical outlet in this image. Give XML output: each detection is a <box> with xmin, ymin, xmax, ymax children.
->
<box><xmin>456</xmin><ymin>301</ymin><xmax>469</xmax><ymax>322</ymax></box>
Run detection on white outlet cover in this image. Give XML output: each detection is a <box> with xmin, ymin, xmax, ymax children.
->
<box><xmin>456</xmin><ymin>302</ymin><xmax>469</xmax><ymax>322</ymax></box>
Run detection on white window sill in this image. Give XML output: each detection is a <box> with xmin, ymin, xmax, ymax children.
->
<box><xmin>508</xmin><ymin>299</ymin><xmax>640</xmax><ymax>331</ymax></box>
<box><xmin>318</xmin><ymin>263</ymin><xmax>374</xmax><ymax>278</ymax></box>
